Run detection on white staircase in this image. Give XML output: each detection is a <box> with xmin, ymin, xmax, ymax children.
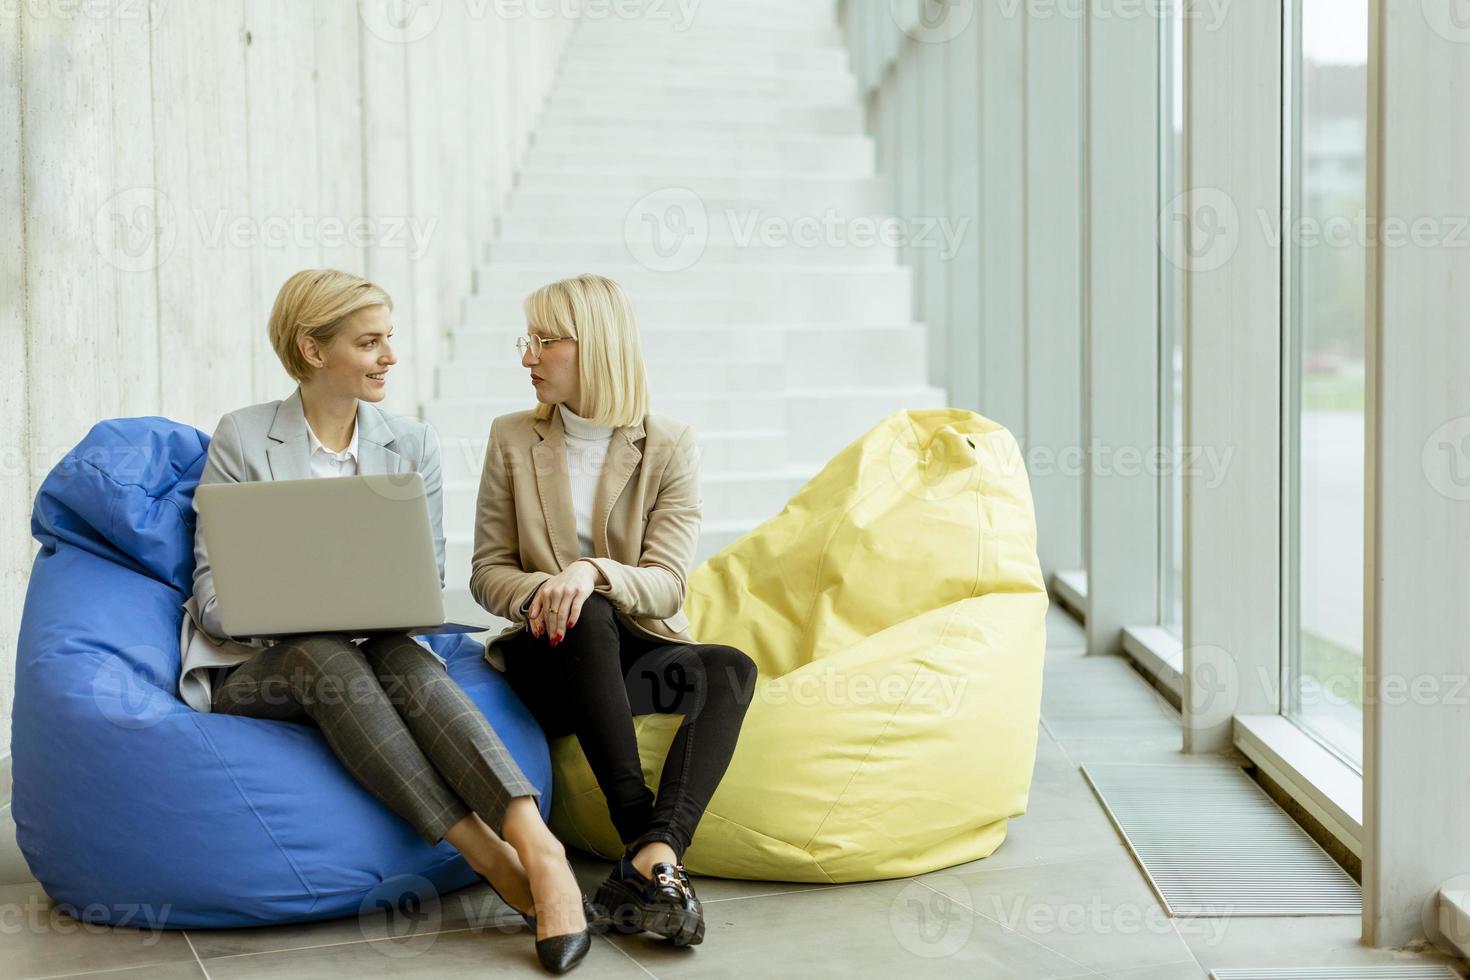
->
<box><xmin>431</xmin><ymin>0</ymin><xmax>947</xmax><ymax>628</ymax></box>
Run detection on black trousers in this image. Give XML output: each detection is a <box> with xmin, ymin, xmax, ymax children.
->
<box><xmin>501</xmin><ymin>592</ymin><xmax>757</xmax><ymax>859</ymax></box>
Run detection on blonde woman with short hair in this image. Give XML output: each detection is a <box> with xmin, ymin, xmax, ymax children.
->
<box><xmin>472</xmin><ymin>274</ymin><xmax>757</xmax><ymax>948</ymax></box>
<box><xmin>182</xmin><ymin>269</ymin><xmax>591</xmax><ymax>974</ymax></box>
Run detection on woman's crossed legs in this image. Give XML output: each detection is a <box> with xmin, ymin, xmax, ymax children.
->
<box><xmin>211</xmin><ymin>632</ymin><xmax>585</xmax><ymax>940</ymax></box>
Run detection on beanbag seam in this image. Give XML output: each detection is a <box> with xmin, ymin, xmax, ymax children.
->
<box><xmin>190</xmin><ymin>714</ymin><xmax>319</xmax><ymax>902</ymax></box>
<box><xmin>696</xmin><ymin>810</ymin><xmax>838</xmax><ymax>884</ymax></box>
<box><xmin>798</xmin><ymin>468</ymin><xmax>894</xmax><ymax>644</ymax></box>
<box><xmin>76</xmin><ymin>452</ymin><xmax>194</xmax><ymax>513</ymax></box>
<box><xmin>798</xmin><ymin>651</ymin><xmax>926</xmax><ymax>855</ymax></box>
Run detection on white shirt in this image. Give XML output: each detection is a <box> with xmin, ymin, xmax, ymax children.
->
<box><xmin>306</xmin><ymin>418</ymin><xmax>360</xmax><ymax>479</ymax></box>
<box><xmin>559</xmin><ymin>402</ymin><xmax>613</xmax><ymax>557</ymax></box>
<box><xmin>305</xmin><ymin>418</ymin><xmax>364</xmax><ymax>647</ymax></box>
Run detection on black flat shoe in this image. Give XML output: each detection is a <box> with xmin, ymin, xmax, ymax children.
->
<box><xmin>593</xmin><ymin>856</ymin><xmax>705</xmax><ymax>946</ymax></box>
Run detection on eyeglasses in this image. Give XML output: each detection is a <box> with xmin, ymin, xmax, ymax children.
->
<box><xmin>515</xmin><ymin>334</ymin><xmax>575</xmax><ymax>360</ymax></box>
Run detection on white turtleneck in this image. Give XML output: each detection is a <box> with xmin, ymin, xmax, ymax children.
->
<box><xmin>558</xmin><ymin>402</ymin><xmax>614</xmax><ymax>557</ymax></box>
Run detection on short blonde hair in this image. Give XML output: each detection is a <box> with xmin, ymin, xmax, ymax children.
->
<box><xmin>524</xmin><ymin>274</ymin><xmax>649</xmax><ymax>428</ymax></box>
<box><xmin>269</xmin><ymin>269</ymin><xmax>394</xmax><ymax>384</ymax></box>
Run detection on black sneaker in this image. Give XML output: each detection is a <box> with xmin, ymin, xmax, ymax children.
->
<box><xmin>592</xmin><ymin>855</ymin><xmax>705</xmax><ymax>946</ymax></box>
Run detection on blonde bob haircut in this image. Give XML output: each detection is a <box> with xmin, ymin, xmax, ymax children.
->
<box><xmin>525</xmin><ymin>274</ymin><xmax>649</xmax><ymax>428</ymax></box>
<box><xmin>269</xmin><ymin>269</ymin><xmax>394</xmax><ymax>384</ymax></box>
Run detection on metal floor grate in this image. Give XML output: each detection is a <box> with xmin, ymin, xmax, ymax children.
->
<box><xmin>1082</xmin><ymin>762</ymin><xmax>1362</xmax><ymax>916</ymax></box>
<box><xmin>1211</xmin><ymin>969</ymin><xmax>1462</xmax><ymax>979</ymax></box>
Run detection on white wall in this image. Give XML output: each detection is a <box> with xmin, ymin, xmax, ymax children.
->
<box><xmin>1363</xmin><ymin>0</ymin><xmax>1470</xmax><ymax>947</ymax></box>
<box><xmin>839</xmin><ymin>0</ymin><xmax>1084</xmax><ymax>579</ymax></box>
<box><xmin>0</xmin><ymin>0</ymin><xmax>577</xmax><ymax>761</ymax></box>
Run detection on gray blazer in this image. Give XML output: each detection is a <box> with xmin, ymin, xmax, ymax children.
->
<box><xmin>178</xmin><ymin>386</ymin><xmax>447</xmax><ymax>712</ymax></box>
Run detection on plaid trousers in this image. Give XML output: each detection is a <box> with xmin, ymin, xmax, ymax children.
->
<box><xmin>211</xmin><ymin>631</ymin><xmax>538</xmax><ymax>844</ymax></box>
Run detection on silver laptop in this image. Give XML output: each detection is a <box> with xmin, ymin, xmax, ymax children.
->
<box><xmin>195</xmin><ymin>473</ymin><xmax>495</xmax><ymax>640</ymax></box>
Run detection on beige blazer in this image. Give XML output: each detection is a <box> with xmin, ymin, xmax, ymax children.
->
<box><xmin>472</xmin><ymin>407</ymin><xmax>701</xmax><ymax>669</ymax></box>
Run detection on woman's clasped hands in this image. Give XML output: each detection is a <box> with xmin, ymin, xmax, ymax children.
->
<box><xmin>527</xmin><ymin>560</ymin><xmax>605</xmax><ymax>646</ymax></box>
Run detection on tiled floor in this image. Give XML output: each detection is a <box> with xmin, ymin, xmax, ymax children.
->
<box><xmin>1</xmin><ymin>604</ymin><xmax>1463</xmax><ymax>978</ymax></box>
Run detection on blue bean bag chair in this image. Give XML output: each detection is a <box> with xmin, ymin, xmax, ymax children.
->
<box><xmin>10</xmin><ymin>416</ymin><xmax>552</xmax><ymax>928</ymax></box>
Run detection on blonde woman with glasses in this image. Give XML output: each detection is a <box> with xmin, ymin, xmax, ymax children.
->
<box><xmin>471</xmin><ymin>273</ymin><xmax>757</xmax><ymax>948</ymax></box>
<box><xmin>182</xmin><ymin>269</ymin><xmax>591</xmax><ymax>975</ymax></box>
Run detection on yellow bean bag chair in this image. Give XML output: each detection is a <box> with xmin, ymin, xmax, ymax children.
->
<box><xmin>547</xmin><ymin>408</ymin><xmax>1048</xmax><ymax>882</ymax></box>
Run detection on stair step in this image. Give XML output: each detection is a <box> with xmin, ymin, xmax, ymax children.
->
<box><xmin>450</xmin><ymin>323</ymin><xmax>927</xmax><ymax>361</ymax></box>
<box><xmin>486</xmin><ymin>240</ymin><xmax>897</xmax><ymax>268</ymax></box>
<box><xmin>551</xmin><ymin>71</ymin><xmax>858</xmax><ymax>96</ymax></box>
<box><xmin>423</xmin><ymin>5</ymin><xmax>949</xmax><ymax>574</ymax></box>
<box><xmin>426</xmin><ymin>386</ymin><xmax>949</xmax><ymax>465</ymax></box>
<box><xmin>569</xmin><ymin>27</ymin><xmax>842</xmax><ymax>48</ymax></box>
<box><xmin>512</xmin><ymin>169</ymin><xmax>881</xmax><ymax>201</ymax></box>
<box><xmin>529</xmin><ymin>128</ymin><xmax>871</xmax><ymax>152</ymax></box>
<box><xmin>521</xmin><ymin>144</ymin><xmax>874</xmax><ymax>177</ymax></box>
<box><xmin>538</xmin><ymin>105</ymin><xmax>863</xmax><ymax>135</ymax></box>
<box><xmin>464</xmin><ymin>285</ymin><xmax>911</xmax><ymax>325</ymax></box>
<box><xmin>561</xmin><ymin>48</ymin><xmax>848</xmax><ymax>72</ymax></box>
<box><xmin>439</xmin><ymin>467</ymin><xmax>814</xmax><ymax>537</ymax></box>
<box><xmin>437</xmin><ymin>357</ymin><xmax>784</xmax><ymax>400</ymax></box>
<box><xmin>441</xmin><ymin>517</ymin><xmax>754</xmax><ymax>599</ymax></box>
<box><xmin>547</xmin><ymin>82</ymin><xmax>859</xmax><ymax>107</ymax></box>
<box><xmin>542</xmin><ymin>95</ymin><xmax>860</xmax><ymax>122</ymax></box>
<box><xmin>437</xmin><ymin>339</ymin><xmax>927</xmax><ymax>398</ymax></box>
<box><xmin>500</xmin><ymin>189</ymin><xmax>873</xmax><ymax>221</ymax></box>
<box><xmin>436</xmin><ymin>427</ymin><xmax>791</xmax><ymax>483</ymax></box>
<box><xmin>476</xmin><ymin>262</ymin><xmax>909</xmax><ymax>293</ymax></box>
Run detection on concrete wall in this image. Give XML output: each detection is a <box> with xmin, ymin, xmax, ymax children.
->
<box><xmin>0</xmin><ymin>0</ymin><xmax>577</xmax><ymax>761</ymax></box>
<box><xmin>840</xmin><ymin>1</ymin><xmax>1085</xmax><ymax>580</ymax></box>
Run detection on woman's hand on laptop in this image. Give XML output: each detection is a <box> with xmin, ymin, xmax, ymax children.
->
<box><xmin>527</xmin><ymin>560</ymin><xmax>604</xmax><ymax>647</ymax></box>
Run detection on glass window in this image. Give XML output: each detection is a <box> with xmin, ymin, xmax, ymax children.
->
<box><xmin>1158</xmin><ymin>0</ymin><xmax>1184</xmax><ymax>635</ymax></box>
<box><xmin>1282</xmin><ymin>0</ymin><xmax>1368</xmax><ymax>768</ymax></box>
